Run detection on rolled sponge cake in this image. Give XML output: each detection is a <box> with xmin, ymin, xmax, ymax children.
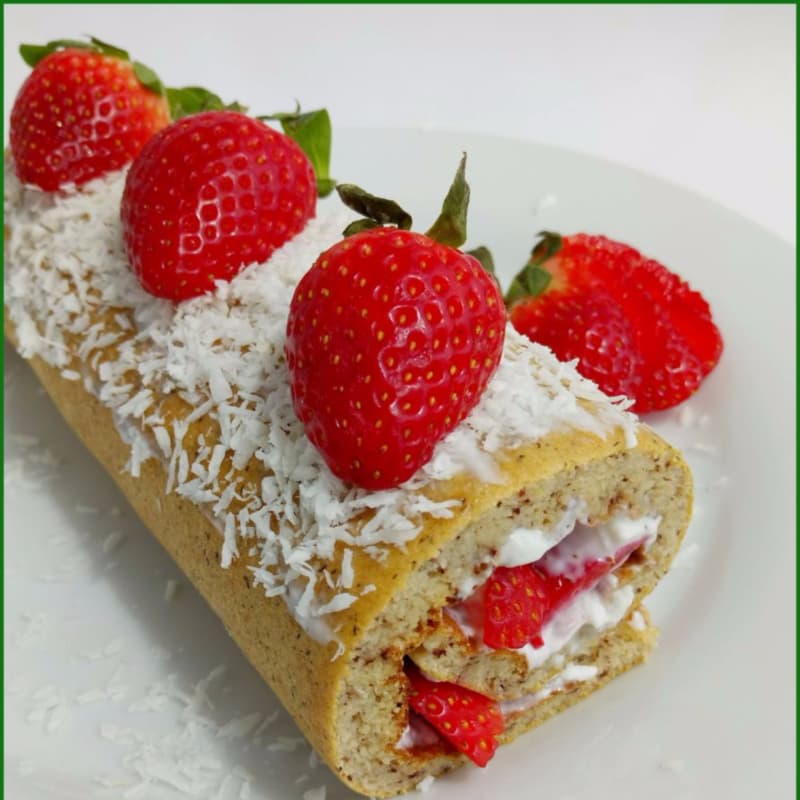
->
<box><xmin>4</xmin><ymin>164</ymin><xmax>692</xmax><ymax>797</ymax></box>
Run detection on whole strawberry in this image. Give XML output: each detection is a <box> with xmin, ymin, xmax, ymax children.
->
<box><xmin>10</xmin><ymin>37</ymin><xmax>170</xmax><ymax>191</ymax></box>
<box><xmin>121</xmin><ymin>110</ymin><xmax>317</xmax><ymax>301</ymax></box>
<box><xmin>506</xmin><ymin>233</ymin><xmax>723</xmax><ymax>412</ymax></box>
<box><xmin>286</xmin><ymin>156</ymin><xmax>506</xmax><ymax>489</ymax></box>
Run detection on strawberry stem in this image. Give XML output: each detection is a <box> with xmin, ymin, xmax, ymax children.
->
<box><xmin>504</xmin><ymin>230</ymin><xmax>563</xmax><ymax>307</ymax></box>
<box><xmin>424</xmin><ymin>153</ymin><xmax>469</xmax><ymax>248</ymax></box>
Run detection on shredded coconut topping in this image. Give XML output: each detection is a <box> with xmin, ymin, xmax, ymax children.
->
<box><xmin>4</xmin><ymin>163</ymin><xmax>637</xmax><ymax>645</ymax></box>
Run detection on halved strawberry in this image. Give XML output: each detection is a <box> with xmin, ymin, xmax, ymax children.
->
<box><xmin>406</xmin><ymin>665</ymin><xmax>504</xmax><ymax>767</ymax></box>
<box><xmin>506</xmin><ymin>232</ymin><xmax>723</xmax><ymax>412</ymax></box>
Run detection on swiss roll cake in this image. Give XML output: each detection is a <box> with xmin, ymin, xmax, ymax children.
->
<box><xmin>4</xmin><ymin>163</ymin><xmax>691</xmax><ymax>797</ymax></box>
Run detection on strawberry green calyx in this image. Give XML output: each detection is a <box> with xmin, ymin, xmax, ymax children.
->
<box><xmin>20</xmin><ymin>36</ymin><xmax>164</xmax><ymax>97</ymax></box>
<box><xmin>425</xmin><ymin>153</ymin><xmax>470</xmax><ymax>248</ymax></box>
<box><xmin>428</xmin><ymin>156</ymin><xmax>499</xmax><ymax>281</ymax></box>
<box><xmin>19</xmin><ymin>36</ymin><xmax>243</xmax><ymax>120</ymax></box>
<box><xmin>261</xmin><ymin>105</ymin><xmax>335</xmax><ymax>197</ymax></box>
<box><xmin>336</xmin><ymin>153</ymin><xmax>470</xmax><ymax>245</ymax></box>
<box><xmin>165</xmin><ymin>87</ymin><xmax>246</xmax><ymax>119</ymax></box>
<box><xmin>20</xmin><ymin>36</ymin><xmax>127</xmax><ymax>66</ymax></box>
<box><xmin>466</xmin><ymin>245</ymin><xmax>498</xmax><ymax>283</ymax></box>
<box><xmin>336</xmin><ymin>184</ymin><xmax>413</xmax><ymax>236</ymax></box>
<box><xmin>504</xmin><ymin>230</ymin><xmax>563</xmax><ymax>307</ymax></box>
<box><xmin>336</xmin><ymin>154</ymin><xmax>497</xmax><ymax>279</ymax></box>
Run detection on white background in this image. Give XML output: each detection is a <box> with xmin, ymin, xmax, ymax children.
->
<box><xmin>4</xmin><ymin>4</ymin><xmax>796</xmax><ymax>244</ymax></box>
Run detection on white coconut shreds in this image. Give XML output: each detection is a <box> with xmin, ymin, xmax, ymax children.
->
<box><xmin>4</xmin><ymin>162</ymin><xmax>638</xmax><ymax>647</ymax></box>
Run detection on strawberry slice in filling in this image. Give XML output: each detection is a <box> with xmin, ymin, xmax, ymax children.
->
<box><xmin>404</xmin><ymin>664</ymin><xmax>504</xmax><ymax>767</ymax></box>
<box><xmin>482</xmin><ymin>535</ymin><xmax>646</xmax><ymax>650</ymax></box>
<box><xmin>448</xmin><ymin>513</ymin><xmax>658</xmax><ymax>654</ymax></box>
<box><xmin>399</xmin><ymin>514</ymin><xmax>657</xmax><ymax>765</ymax></box>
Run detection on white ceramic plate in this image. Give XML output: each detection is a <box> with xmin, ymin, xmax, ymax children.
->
<box><xmin>4</xmin><ymin>128</ymin><xmax>795</xmax><ymax>800</ymax></box>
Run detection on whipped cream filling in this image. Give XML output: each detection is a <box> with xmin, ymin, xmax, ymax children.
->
<box><xmin>498</xmin><ymin>662</ymin><xmax>600</xmax><ymax>717</ymax></box>
<box><xmin>447</xmin><ymin>575</ymin><xmax>634</xmax><ymax>664</ymax></box>
<box><xmin>396</xmin><ymin>713</ymin><xmax>442</xmax><ymax>750</ymax></box>
<box><xmin>535</xmin><ymin>513</ymin><xmax>659</xmax><ymax>579</ymax></box>
<box><xmin>518</xmin><ymin>576</ymin><xmax>634</xmax><ymax>670</ymax></box>
<box><xmin>497</xmin><ymin>497</ymin><xmax>589</xmax><ymax>570</ymax></box>
<box><xmin>447</xmin><ymin>507</ymin><xmax>660</xmax><ymax>668</ymax></box>
<box><xmin>457</xmin><ymin>503</ymin><xmax>659</xmax><ymax>601</ymax></box>
<box><xmin>4</xmin><ymin>163</ymin><xmax>639</xmax><ymax>645</ymax></box>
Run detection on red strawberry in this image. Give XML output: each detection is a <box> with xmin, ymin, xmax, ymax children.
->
<box><xmin>509</xmin><ymin>289</ymin><xmax>643</xmax><ymax>401</ymax></box>
<box><xmin>10</xmin><ymin>40</ymin><xmax>169</xmax><ymax>191</ymax></box>
<box><xmin>121</xmin><ymin>110</ymin><xmax>317</xmax><ymax>301</ymax></box>
<box><xmin>483</xmin><ymin>565</ymin><xmax>550</xmax><ymax>650</ymax></box>
<box><xmin>506</xmin><ymin>232</ymin><xmax>723</xmax><ymax>412</ymax></box>
<box><xmin>483</xmin><ymin>539</ymin><xmax>643</xmax><ymax>650</ymax></box>
<box><xmin>285</xmin><ymin>157</ymin><xmax>506</xmax><ymax>489</ymax></box>
<box><xmin>406</xmin><ymin>665</ymin><xmax>504</xmax><ymax>767</ymax></box>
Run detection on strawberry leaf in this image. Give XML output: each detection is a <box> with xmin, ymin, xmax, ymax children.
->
<box><xmin>18</xmin><ymin>36</ymin><xmax>170</xmax><ymax>100</ymax></box>
<box><xmin>466</xmin><ymin>245</ymin><xmax>498</xmax><ymax>280</ymax></box>
<box><xmin>18</xmin><ymin>37</ymin><xmax>244</xmax><ymax>118</ymax></box>
<box><xmin>317</xmin><ymin>177</ymin><xmax>336</xmax><ymax>197</ymax></box>
<box><xmin>467</xmin><ymin>245</ymin><xmax>503</xmax><ymax>290</ymax></box>
<box><xmin>20</xmin><ymin>37</ymin><xmax>119</xmax><ymax>67</ymax></box>
<box><xmin>336</xmin><ymin>184</ymin><xmax>413</xmax><ymax>234</ymax></box>
<box><xmin>166</xmin><ymin>86</ymin><xmax>246</xmax><ymax>119</ymax></box>
<box><xmin>19</xmin><ymin>44</ymin><xmax>55</xmax><ymax>67</ymax></box>
<box><xmin>261</xmin><ymin>106</ymin><xmax>335</xmax><ymax>197</ymax></box>
<box><xmin>504</xmin><ymin>230</ymin><xmax>563</xmax><ymax>306</ymax></box>
<box><xmin>425</xmin><ymin>153</ymin><xmax>469</xmax><ymax>248</ymax></box>
<box><xmin>531</xmin><ymin>230</ymin><xmax>563</xmax><ymax>262</ymax></box>
<box><xmin>132</xmin><ymin>61</ymin><xmax>165</xmax><ymax>97</ymax></box>
<box><xmin>505</xmin><ymin>264</ymin><xmax>552</xmax><ymax>306</ymax></box>
<box><xmin>342</xmin><ymin>218</ymin><xmax>382</xmax><ymax>237</ymax></box>
<box><xmin>88</xmin><ymin>36</ymin><xmax>130</xmax><ymax>60</ymax></box>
